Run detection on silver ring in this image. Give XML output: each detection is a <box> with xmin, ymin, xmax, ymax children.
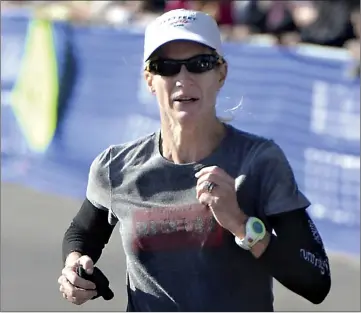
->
<box><xmin>205</xmin><ymin>181</ymin><xmax>216</xmax><ymax>193</ymax></box>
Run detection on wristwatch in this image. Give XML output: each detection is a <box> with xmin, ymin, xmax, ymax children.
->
<box><xmin>235</xmin><ymin>217</ymin><xmax>266</xmax><ymax>250</ymax></box>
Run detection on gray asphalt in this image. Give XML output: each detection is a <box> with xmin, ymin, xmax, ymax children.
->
<box><xmin>1</xmin><ymin>183</ymin><xmax>360</xmax><ymax>312</ymax></box>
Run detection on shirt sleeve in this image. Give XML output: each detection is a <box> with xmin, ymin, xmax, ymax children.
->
<box><xmin>86</xmin><ymin>147</ymin><xmax>112</xmax><ymax>210</ymax></box>
<box><xmin>256</xmin><ymin>140</ymin><xmax>311</xmax><ymax>216</ymax></box>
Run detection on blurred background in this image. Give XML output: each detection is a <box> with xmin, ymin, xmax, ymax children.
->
<box><xmin>1</xmin><ymin>0</ymin><xmax>360</xmax><ymax>311</ymax></box>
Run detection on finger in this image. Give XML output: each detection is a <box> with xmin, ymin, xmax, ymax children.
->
<box><xmin>76</xmin><ymin>255</ymin><xmax>94</xmax><ymax>275</ymax></box>
<box><xmin>67</xmin><ymin>293</ymin><xmax>83</xmax><ymax>305</ymax></box>
<box><xmin>71</xmin><ymin>289</ymin><xmax>97</xmax><ymax>305</ymax></box>
<box><xmin>61</xmin><ymin>275</ymin><xmax>82</xmax><ymax>296</ymax></box>
<box><xmin>195</xmin><ymin>166</ymin><xmax>234</xmax><ymax>186</ymax></box>
<box><xmin>61</xmin><ymin>276</ymin><xmax>97</xmax><ymax>300</ymax></box>
<box><xmin>58</xmin><ymin>274</ymin><xmax>65</xmax><ymax>285</ymax></box>
<box><xmin>62</xmin><ymin>267</ymin><xmax>96</xmax><ymax>290</ymax></box>
<box><xmin>195</xmin><ymin>181</ymin><xmax>216</xmax><ymax>198</ymax></box>
<box><xmin>198</xmin><ymin>192</ymin><xmax>213</xmax><ymax>207</ymax></box>
<box><xmin>194</xmin><ymin>165</ymin><xmax>219</xmax><ymax>177</ymax></box>
<box><xmin>196</xmin><ymin>180</ymin><xmax>211</xmax><ymax>198</ymax></box>
<box><xmin>197</xmin><ymin>172</ymin><xmax>225</xmax><ymax>186</ymax></box>
<box><xmin>195</xmin><ymin>166</ymin><xmax>232</xmax><ymax>180</ymax></box>
<box><xmin>196</xmin><ymin>173</ymin><xmax>233</xmax><ymax>191</ymax></box>
<box><xmin>196</xmin><ymin>177</ymin><xmax>234</xmax><ymax>200</ymax></box>
<box><xmin>74</xmin><ymin>289</ymin><xmax>98</xmax><ymax>304</ymax></box>
<box><xmin>58</xmin><ymin>274</ymin><xmax>70</xmax><ymax>288</ymax></box>
<box><xmin>196</xmin><ymin>180</ymin><xmax>221</xmax><ymax>199</ymax></box>
<box><xmin>60</xmin><ymin>283</ymin><xmax>96</xmax><ymax>305</ymax></box>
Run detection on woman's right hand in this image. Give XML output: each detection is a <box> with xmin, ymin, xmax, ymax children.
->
<box><xmin>58</xmin><ymin>253</ymin><xmax>98</xmax><ymax>305</ymax></box>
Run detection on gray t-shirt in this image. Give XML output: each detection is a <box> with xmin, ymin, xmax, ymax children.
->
<box><xmin>86</xmin><ymin>124</ymin><xmax>310</xmax><ymax>312</ymax></box>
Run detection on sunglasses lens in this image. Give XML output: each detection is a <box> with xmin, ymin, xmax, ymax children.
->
<box><xmin>149</xmin><ymin>60</ymin><xmax>181</xmax><ymax>76</ymax></box>
<box><xmin>187</xmin><ymin>55</ymin><xmax>218</xmax><ymax>73</ymax></box>
<box><xmin>148</xmin><ymin>55</ymin><xmax>220</xmax><ymax>76</ymax></box>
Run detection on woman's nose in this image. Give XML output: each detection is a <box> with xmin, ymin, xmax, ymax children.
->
<box><xmin>175</xmin><ymin>65</ymin><xmax>193</xmax><ymax>84</ymax></box>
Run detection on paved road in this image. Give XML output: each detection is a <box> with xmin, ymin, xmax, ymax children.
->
<box><xmin>1</xmin><ymin>183</ymin><xmax>360</xmax><ymax>312</ymax></box>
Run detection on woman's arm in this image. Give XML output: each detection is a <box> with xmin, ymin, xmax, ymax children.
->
<box><xmin>62</xmin><ymin>198</ymin><xmax>116</xmax><ymax>264</ymax></box>
<box><xmin>248</xmin><ymin>140</ymin><xmax>331</xmax><ymax>304</ymax></box>
<box><xmin>254</xmin><ymin>208</ymin><xmax>331</xmax><ymax>304</ymax></box>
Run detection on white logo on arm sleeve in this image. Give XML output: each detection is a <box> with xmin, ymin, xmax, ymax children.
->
<box><xmin>300</xmin><ymin>249</ymin><xmax>330</xmax><ymax>276</ymax></box>
<box><xmin>308</xmin><ymin>219</ymin><xmax>323</xmax><ymax>245</ymax></box>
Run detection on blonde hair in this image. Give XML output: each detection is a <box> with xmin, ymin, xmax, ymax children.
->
<box><xmin>217</xmin><ymin>96</ymin><xmax>243</xmax><ymax>123</ymax></box>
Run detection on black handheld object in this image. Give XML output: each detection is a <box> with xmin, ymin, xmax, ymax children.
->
<box><xmin>76</xmin><ymin>266</ymin><xmax>114</xmax><ymax>300</ymax></box>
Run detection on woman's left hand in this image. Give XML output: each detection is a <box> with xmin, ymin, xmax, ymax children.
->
<box><xmin>195</xmin><ymin>166</ymin><xmax>247</xmax><ymax>235</ymax></box>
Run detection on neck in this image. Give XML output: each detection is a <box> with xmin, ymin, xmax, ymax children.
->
<box><xmin>160</xmin><ymin>116</ymin><xmax>226</xmax><ymax>164</ymax></box>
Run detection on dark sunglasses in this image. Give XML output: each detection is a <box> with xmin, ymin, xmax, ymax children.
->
<box><xmin>145</xmin><ymin>54</ymin><xmax>224</xmax><ymax>77</ymax></box>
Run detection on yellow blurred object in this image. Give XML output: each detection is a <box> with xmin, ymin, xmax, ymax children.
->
<box><xmin>11</xmin><ymin>19</ymin><xmax>59</xmax><ymax>153</ymax></box>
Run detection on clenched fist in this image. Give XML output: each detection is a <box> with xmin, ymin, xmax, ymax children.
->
<box><xmin>195</xmin><ymin>166</ymin><xmax>247</xmax><ymax>235</ymax></box>
<box><xmin>58</xmin><ymin>253</ymin><xmax>97</xmax><ymax>305</ymax></box>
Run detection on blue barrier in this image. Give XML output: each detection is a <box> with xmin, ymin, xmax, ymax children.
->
<box><xmin>1</xmin><ymin>14</ymin><xmax>30</xmax><ymax>158</ymax></box>
<box><xmin>1</xmin><ymin>15</ymin><xmax>359</xmax><ymax>255</ymax></box>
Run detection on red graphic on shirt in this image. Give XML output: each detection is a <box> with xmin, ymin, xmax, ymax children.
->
<box><xmin>132</xmin><ymin>203</ymin><xmax>224</xmax><ymax>251</ymax></box>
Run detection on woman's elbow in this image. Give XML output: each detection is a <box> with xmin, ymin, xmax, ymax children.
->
<box><xmin>307</xmin><ymin>274</ymin><xmax>331</xmax><ymax>305</ymax></box>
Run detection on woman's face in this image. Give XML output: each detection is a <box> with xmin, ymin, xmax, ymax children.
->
<box><xmin>144</xmin><ymin>40</ymin><xmax>227</xmax><ymax>125</ymax></box>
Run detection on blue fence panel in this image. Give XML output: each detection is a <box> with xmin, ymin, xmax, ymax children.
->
<box><xmin>1</xmin><ymin>13</ymin><xmax>32</xmax><ymax>180</ymax></box>
<box><xmin>1</xmin><ymin>17</ymin><xmax>359</xmax><ymax>255</ymax></box>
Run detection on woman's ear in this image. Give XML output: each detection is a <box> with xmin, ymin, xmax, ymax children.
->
<box><xmin>144</xmin><ymin>71</ymin><xmax>155</xmax><ymax>94</ymax></box>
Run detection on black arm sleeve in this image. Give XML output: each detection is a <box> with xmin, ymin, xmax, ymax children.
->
<box><xmin>258</xmin><ymin>208</ymin><xmax>331</xmax><ymax>304</ymax></box>
<box><xmin>62</xmin><ymin>198</ymin><xmax>117</xmax><ymax>264</ymax></box>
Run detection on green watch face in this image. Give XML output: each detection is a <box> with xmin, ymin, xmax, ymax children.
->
<box><xmin>252</xmin><ymin>221</ymin><xmax>264</xmax><ymax>234</ymax></box>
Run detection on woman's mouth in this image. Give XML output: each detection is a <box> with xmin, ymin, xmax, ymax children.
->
<box><xmin>173</xmin><ymin>97</ymin><xmax>199</xmax><ymax>104</ymax></box>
